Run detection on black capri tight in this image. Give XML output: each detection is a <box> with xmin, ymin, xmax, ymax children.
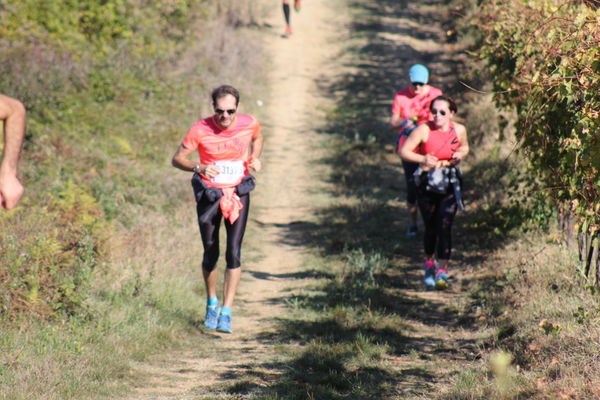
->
<box><xmin>417</xmin><ymin>186</ymin><xmax>457</xmax><ymax>260</ymax></box>
<box><xmin>196</xmin><ymin>194</ymin><xmax>250</xmax><ymax>271</ymax></box>
<box><xmin>402</xmin><ymin>160</ymin><xmax>419</xmax><ymax>205</ymax></box>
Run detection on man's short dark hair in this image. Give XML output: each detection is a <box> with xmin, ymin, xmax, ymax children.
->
<box><xmin>211</xmin><ymin>85</ymin><xmax>240</xmax><ymax>106</ymax></box>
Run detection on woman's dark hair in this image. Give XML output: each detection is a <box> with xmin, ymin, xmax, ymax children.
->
<box><xmin>430</xmin><ymin>95</ymin><xmax>457</xmax><ymax>114</ymax></box>
<box><xmin>211</xmin><ymin>85</ymin><xmax>240</xmax><ymax>106</ymax></box>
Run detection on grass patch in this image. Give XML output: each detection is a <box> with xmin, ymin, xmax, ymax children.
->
<box><xmin>448</xmin><ymin>234</ymin><xmax>600</xmax><ymax>399</ymax></box>
<box><xmin>0</xmin><ymin>305</ymin><xmax>192</xmax><ymax>399</ymax></box>
<box><xmin>0</xmin><ymin>0</ymin><xmax>271</xmax><ymax>397</ymax></box>
<box><xmin>219</xmin><ymin>0</ymin><xmax>599</xmax><ymax>398</ymax></box>
<box><xmin>206</xmin><ymin>0</ymin><xmax>499</xmax><ymax>398</ymax></box>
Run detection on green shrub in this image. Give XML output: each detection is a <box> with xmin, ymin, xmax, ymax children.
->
<box><xmin>0</xmin><ymin>182</ymin><xmax>111</xmax><ymax>318</ymax></box>
<box><xmin>471</xmin><ymin>0</ymin><xmax>600</xmax><ymax>234</ymax></box>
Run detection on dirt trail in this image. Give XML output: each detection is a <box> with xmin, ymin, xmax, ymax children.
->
<box><xmin>125</xmin><ymin>2</ymin><xmax>343</xmax><ymax>398</ymax></box>
<box><xmin>125</xmin><ymin>0</ymin><xmax>482</xmax><ymax>397</ymax></box>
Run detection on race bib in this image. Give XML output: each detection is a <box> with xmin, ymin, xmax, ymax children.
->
<box><xmin>212</xmin><ymin>160</ymin><xmax>244</xmax><ymax>184</ymax></box>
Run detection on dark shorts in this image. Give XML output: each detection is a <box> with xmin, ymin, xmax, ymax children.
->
<box><xmin>402</xmin><ymin>160</ymin><xmax>419</xmax><ymax>205</ymax></box>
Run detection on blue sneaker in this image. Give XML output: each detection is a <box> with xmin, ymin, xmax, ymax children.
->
<box><xmin>204</xmin><ymin>306</ymin><xmax>219</xmax><ymax>330</ymax></box>
<box><xmin>216</xmin><ymin>314</ymin><xmax>232</xmax><ymax>333</ymax></box>
<box><xmin>423</xmin><ymin>260</ymin><xmax>436</xmax><ymax>289</ymax></box>
<box><xmin>435</xmin><ymin>269</ymin><xmax>449</xmax><ymax>290</ymax></box>
<box><xmin>405</xmin><ymin>224</ymin><xmax>418</xmax><ymax>238</ymax></box>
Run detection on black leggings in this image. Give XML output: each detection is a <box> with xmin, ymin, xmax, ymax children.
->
<box><xmin>402</xmin><ymin>160</ymin><xmax>419</xmax><ymax>205</ymax></box>
<box><xmin>417</xmin><ymin>186</ymin><xmax>457</xmax><ymax>260</ymax></box>
<box><xmin>283</xmin><ymin>3</ymin><xmax>290</xmax><ymax>25</ymax></box>
<box><xmin>196</xmin><ymin>194</ymin><xmax>250</xmax><ymax>271</ymax></box>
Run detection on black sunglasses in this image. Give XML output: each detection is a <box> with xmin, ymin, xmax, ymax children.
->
<box><xmin>412</xmin><ymin>82</ymin><xmax>424</xmax><ymax>87</ymax></box>
<box><xmin>431</xmin><ymin>109</ymin><xmax>447</xmax><ymax>116</ymax></box>
<box><xmin>215</xmin><ymin>108</ymin><xmax>236</xmax><ymax>115</ymax></box>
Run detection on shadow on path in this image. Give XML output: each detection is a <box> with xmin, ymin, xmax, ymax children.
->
<box><xmin>214</xmin><ymin>0</ymin><xmax>508</xmax><ymax>398</ymax></box>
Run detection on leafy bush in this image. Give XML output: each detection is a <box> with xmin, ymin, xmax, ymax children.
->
<box><xmin>471</xmin><ymin>0</ymin><xmax>600</xmax><ymax>235</ymax></box>
<box><xmin>0</xmin><ymin>41</ymin><xmax>87</xmax><ymax>117</ymax></box>
<box><xmin>0</xmin><ymin>0</ymin><xmax>209</xmax><ymax>49</ymax></box>
<box><xmin>0</xmin><ymin>0</ymin><xmax>266</xmax><ymax>321</ymax></box>
<box><xmin>0</xmin><ymin>182</ymin><xmax>110</xmax><ymax>318</ymax></box>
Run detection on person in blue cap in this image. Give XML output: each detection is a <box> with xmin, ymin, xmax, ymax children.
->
<box><xmin>390</xmin><ymin>64</ymin><xmax>443</xmax><ymax>238</ymax></box>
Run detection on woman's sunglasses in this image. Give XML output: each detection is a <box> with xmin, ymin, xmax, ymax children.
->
<box><xmin>215</xmin><ymin>108</ymin><xmax>236</xmax><ymax>115</ymax></box>
<box><xmin>431</xmin><ymin>109</ymin><xmax>447</xmax><ymax>116</ymax></box>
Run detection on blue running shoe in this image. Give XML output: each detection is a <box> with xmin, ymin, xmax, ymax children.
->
<box><xmin>423</xmin><ymin>260</ymin><xmax>436</xmax><ymax>289</ymax></box>
<box><xmin>435</xmin><ymin>269</ymin><xmax>449</xmax><ymax>290</ymax></box>
<box><xmin>405</xmin><ymin>223</ymin><xmax>418</xmax><ymax>238</ymax></box>
<box><xmin>204</xmin><ymin>306</ymin><xmax>219</xmax><ymax>330</ymax></box>
<box><xmin>216</xmin><ymin>314</ymin><xmax>232</xmax><ymax>333</ymax></box>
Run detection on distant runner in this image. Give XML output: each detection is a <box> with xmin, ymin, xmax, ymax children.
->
<box><xmin>282</xmin><ymin>0</ymin><xmax>302</xmax><ymax>38</ymax></box>
<box><xmin>0</xmin><ymin>94</ymin><xmax>26</xmax><ymax>210</ymax></box>
<box><xmin>400</xmin><ymin>95</ymin><xmax>469</xmax><ymax>290</ymax></box>
<box><xmin>390</xmin><ymin>64</ymin><xmax>442</xmax><ymax>238</ymax></box>
<box><xmin>172</xmin><ymin>85</ymin><xmax>264</xmax><ymax>333</ymax></box>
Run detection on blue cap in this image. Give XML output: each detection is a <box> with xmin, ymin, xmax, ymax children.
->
<box><xmin>409</xmin><ymin>64</ymin><xmax>429</xmax><ymax>84</ymax></box>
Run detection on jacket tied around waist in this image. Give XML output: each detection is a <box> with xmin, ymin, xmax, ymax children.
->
<box><xmin>191</xmin><ymin>173</ymin><xmax>256</xmax><ymax>224</ymax></box>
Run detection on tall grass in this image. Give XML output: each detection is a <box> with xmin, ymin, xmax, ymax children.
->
<box><xmin>443</xmin><ymin>233</ymin><xmax>600</xmax><ymax>399</ymax></box>
<box><xmin>0</xmin><ymin>0</ymin><xmax>270</xmax><ymax>397</ymax></box>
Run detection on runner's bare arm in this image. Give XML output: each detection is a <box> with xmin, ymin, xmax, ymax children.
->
<box><xmin>171</xmin><ymin>143</ymin><xmax>197</xmax><ymax>171</ymax></box>
<box><xmin>390</xmin><ymin>112</ymin><xmax>404</xmax><ymax>129</ymax></box>
<box><xmin>171</xmin><ymin>143</ymin><xmax>220</xmax><ymax>178</ymax></box>
<box><xmin>390</xmin><ymin>113</ymin><xmax>415</xmax><ymax>130</ymax></box>
<box><xmin>451</xmin><ymin>123</ymin><xmax>469</xmax><ymax>161</ymax></box>
<box><xmin>400</xmin><ymin>124</ymin><xmax>437</xmax><ymax>169</ymax></box>
<box><xmin>248</xmin><ymin>133</ymin><xmax>264</xmax><ymax>172</ymax></box>
<box><xmin>0</xmin><ymin>94</ymin><xmax>26</xmax><ymax>210</ymax></box>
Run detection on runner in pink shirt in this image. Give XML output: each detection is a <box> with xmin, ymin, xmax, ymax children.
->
<box><xmin>172</xmin><ymin>85</ymin><xmax>264</xmax><ymax>333</ymax></box>
<box><xmin>390</xmin><ymin>64</ymin><xmax>443</xmax><ymax>238</ymax></box>
<box><xmin>400</xmin><ymin>95</ymin><xmax>469</xmax><ymax>290</ymax></box>
<box><xmin>282</xmin><ymin>0</ymin><xmax>301</xmax><ymax>38</ymax></box>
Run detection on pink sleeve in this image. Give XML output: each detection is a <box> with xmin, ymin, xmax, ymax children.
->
<box><xmin>392</xmin><ymin>91</ymin><xmax>412</xmax><ymax>119</ymax></box>
<box><xmin>391</xmin><ymin>94</ymin><xmax>401</xmax><ymax>115</ymax></box>
<box><xmin>182</xmin><ymin>125</ymin><xmax>200</xmax><ymax>149</ymax></box>
<box><xmin>252</xmin><ymin>118</ymin><xmax>261</xmax><ymax>139</ymax></box>
<box><xmin>391</xmin><ymin>93</ymin><xmax>406</xmax><ymax>116</ymax></box>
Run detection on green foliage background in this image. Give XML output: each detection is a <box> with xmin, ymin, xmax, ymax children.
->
<box><xmin>470</xmin><ymin>0</ymin><xmax>599</xmax><ymax>234</ymax></box>
<box><xmin>0</xmin><ymin>0</ymin><xmax>264</xmax><ymax>319</ymax></box>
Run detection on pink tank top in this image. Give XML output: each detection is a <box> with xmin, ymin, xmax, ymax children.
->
<box><xmin>420</xmin><ymin>122</ymin><xmax>460</xmax><ymax>161</ymax></box>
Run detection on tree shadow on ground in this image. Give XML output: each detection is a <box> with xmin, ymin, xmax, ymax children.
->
<box><xmin>217</xmin><ymin>0</ymin><xmax>514</xmax><ymax>398</ymax></box>
<box><xmin>275</xmin><ymin>0</ymin><xmax>521</xmax><ymax>264</ymax></box>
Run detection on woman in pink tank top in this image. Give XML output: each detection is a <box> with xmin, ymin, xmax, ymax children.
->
<box><xmin>400</xmin><ymin>96</ymin><xmax>469</xmax><ymax>290</ymax></box>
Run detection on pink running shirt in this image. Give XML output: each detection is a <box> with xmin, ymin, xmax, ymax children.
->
<box><xmin>182</xmin><ymin>114</ymin><xmax>261</xmax><ymax>188</ymax></box>
<box><xmin>391</xmin><ymin>85</ymin><xmax>443</xmax><ymax>125</ymax></box>
<box><xmin>421</xmin><ymin>122</ymin><xmax>460</xmax><ymax>161</ymax></box>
